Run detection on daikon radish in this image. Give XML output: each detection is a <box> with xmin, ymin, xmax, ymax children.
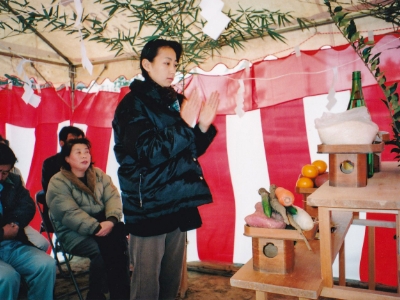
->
<box><xmin>275</xmin><ymin>187</ymin><xmax>295</xmax><ymax>206</ymax></box>
<box><xmin>287</xmin><ymin>213</ymin><xmax>312</xmax><ymax>251</ymax></box>
<box><xmin>291</xmin><ymin>205</ymin><xmax>314</xmax><ymax>231</ymax></box>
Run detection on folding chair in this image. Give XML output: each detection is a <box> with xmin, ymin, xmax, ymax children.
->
<box><xmin>35</xmin><ymin>190</ymin><xmax>64</xmax><ymax>274</ymax></box>
<box><xmin>35</xmin><ymin>190</ymin><xmax>87</xmax><ymax>300</ymax></box>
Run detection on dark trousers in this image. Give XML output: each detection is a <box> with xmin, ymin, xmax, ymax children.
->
<box><xmin>70</xmin><ymin>223</ymin><xmax>130</xmax><ymax>300</ymax></box>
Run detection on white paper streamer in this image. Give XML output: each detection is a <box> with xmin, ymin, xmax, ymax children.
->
<box><xmin>235</xmin><ymin>79</ymin><xmax>245</xmax><ymax>117</ymax></box>
<box><xmin>73</xmin><ymin>0</ymin><xmax>93</xmax><ymax>75</ymax></box>
<box><xmin>200</xmin><ymin>0</ymin><xmax>230</xmax><ymax>40</ymax></box>
<box><xmin>326</xmin><ymin>67</ymin><xmax>338</xmax><ymax>110</ymax></box>
<box><xmin>16</xmin><ymin>58</ymin><xmax>41</xmax><ymax>105</ymax></box>
<box><xmin>368</xmin><ymin>30</ymin><xmax>374</xmax><ymax>42</ymax></box>
<box><xmin>16</xmin><ymin>59</ymin><xmax>29</xmax><ymax>75</ymax></box>
<box><xmin>294</xmin><ymin>45</ymin><xmax>301</xmax><ymax>57</ymax></box>
<box><xmin>79</xmin><ymin>31</ymin><xmax>93</xmax><ymax>75</ymax></box>
<box><xmin>22</xmin><ymin>84</ymin><xmax>33</xmax><ymax>104</ymax></box>
<box><xmin>242</xmin><ymin>60</ymin><xmax>251</xmax><ymax>73</ymax></box>
<box><xmin>74</xmin><ymin>0</ymin><xmax>83</xmax><ymax>29</ymax></box>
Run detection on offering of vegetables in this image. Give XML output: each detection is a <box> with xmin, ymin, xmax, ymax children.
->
<box><xmin>244</xmin><ymin>184</ymin><xmax>315</xmax><ymax>251</ymax></box>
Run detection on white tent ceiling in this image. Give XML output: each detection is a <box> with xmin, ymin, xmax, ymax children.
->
<box><xmin>0</xmin><ymin>0</ymin><xmax>395</xmax><ymax>86</ymax></box>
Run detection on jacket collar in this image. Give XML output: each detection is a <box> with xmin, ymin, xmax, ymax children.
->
<box><xmin>60</xmin><ymin>166</ymin><xmax>101</xmax><ymax>205</ymax></box>
<box><xmin>130</xmin><ymin>78</ymin><xmax>182</xmax><ymax>107</ymax></box>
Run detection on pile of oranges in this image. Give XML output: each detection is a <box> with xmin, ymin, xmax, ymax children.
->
<box><xmin>296</xmin><ymin>160</ymin><xmax>327</xmax><ymax>188</ymax></box>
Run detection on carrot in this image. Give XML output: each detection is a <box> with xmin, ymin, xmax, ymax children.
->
<box><xmin>275</xmin><ymin>187</ymin><xmax>295</xmax><ymax>207</ymax></box>
<box><xmin>269</xmin><ymin>185</ymin><xmax>289</xmax><ymax>225</ymax></box>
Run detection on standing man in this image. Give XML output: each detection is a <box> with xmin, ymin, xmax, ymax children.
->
<box><xmin>0</xmin><ymin>143</ymin><xmax>56</xmax><ymax>300</ymax></box>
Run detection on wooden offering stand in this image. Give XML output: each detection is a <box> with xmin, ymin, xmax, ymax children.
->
<box><xmin>231</xmin><ymin>212</ymin><xmax>351</xmax><ymax>300</ymax></box>
<box><xmin>244</xmin><ymin>224</ymin><xmax>318</xmax><ymax>275</ymax></box>
<box><xmin>317</xmin><ymin>143</ymin><xmax>384</xmax><ymax>187</ymax></box>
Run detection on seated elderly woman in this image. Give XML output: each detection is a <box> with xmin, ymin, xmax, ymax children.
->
<box><xmin>46</xmin><ymin>138</ymin><xmax>130</xmax><ymax>300</ymax></box>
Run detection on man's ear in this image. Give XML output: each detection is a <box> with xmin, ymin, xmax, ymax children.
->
<box><xmin>142</xmin><ymin>59</ymin><xmax>151</xmax><ymax>72</ymax></box>
<box><xmin>59</xmin><ymin>141</ymin><xmax>64</xmax><ymax>147</ymax></box>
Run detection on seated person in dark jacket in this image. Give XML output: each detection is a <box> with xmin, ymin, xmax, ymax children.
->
<box><xmin>40</xmin><ymin>126</ymin><xmax>84</xmax><ymax>231</ymax></box>
<box><xmin>0</xmin><ymin>143</ymin><xmax>56</xmax><ymax>300</ymax></box>
<box><xmin>0</xmin><ymin>135</ymin><xmax>49</xmax><ymax>251</ymax></box>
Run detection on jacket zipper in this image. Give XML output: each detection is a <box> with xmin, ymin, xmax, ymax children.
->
<box><xmin>139</xmin><ymin>173</ymin><xmax>143</xmax><ymax>207</ymax></box>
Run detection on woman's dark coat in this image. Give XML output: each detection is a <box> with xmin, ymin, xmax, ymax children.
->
<box><xmin>112</xmin><ymin>79</ymin><xmax>217</xmax><ymax>236</ymax></box>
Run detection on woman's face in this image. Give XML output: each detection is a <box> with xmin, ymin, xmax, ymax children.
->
<box><xmin>143</xmin><ymin>46</ymin><xmax>178</xmax><ymax>87</ymax></box>
<box><xmin>65</xmin><ymin>143</ymin><xmax>91</xmax><ymax>176</ymax></box>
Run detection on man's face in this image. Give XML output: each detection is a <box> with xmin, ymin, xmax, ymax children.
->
<box><xmin>0</xmin><ymin>164</ymin><xmax>12</xmax><ymax>182</ymax></box>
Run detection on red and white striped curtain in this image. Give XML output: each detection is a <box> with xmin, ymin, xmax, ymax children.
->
<box><xmin>1</xmin><ymin>33</ymin><xmax>399</xmax><ymax>287</ymax></box>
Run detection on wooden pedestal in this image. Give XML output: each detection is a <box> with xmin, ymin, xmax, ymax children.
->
<box><xmin>317</xmin><ymin>143</ymin><xmax>384</xmax><ymax>187</ymax></box>
<box><xmin>252</xmin><ymin>237</ymin><xmax>294</xmax><ymax>274</ymax></box>
<box><xmin>329</xmin><ymin>153</ymin><xmax>367</xmax><ymax>187</ymax></box>
<box><xmin>244</xmin><ymin>225</ymin><xmax>316</xmax><ymax>275</ymax></box>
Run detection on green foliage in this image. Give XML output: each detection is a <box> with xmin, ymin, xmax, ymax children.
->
<box><xmin>0</xmin><ymin>0</ymin><xmax>309</xmax><ymax>73</ymax></box>
<box><xmin>325</xmin><ymin>0</ymin><xmax>400</xmax><ymax>163</ymax></box>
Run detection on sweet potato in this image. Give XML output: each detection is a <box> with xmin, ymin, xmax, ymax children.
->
<box><xmin>245</xmin><ymin>211</ymin><xmax>286</xmax><ymax>229</ymax></box>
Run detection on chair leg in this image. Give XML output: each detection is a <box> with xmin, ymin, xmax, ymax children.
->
<box><xmin>35</xmin><ymin>197</ymin><xmax>65</xmax><ymax>275</ymax></box>
<box><xmin>57</xmin><ymin>242</ymin><xmax>85</xmax><ymax>300</ymax></box>
<box><xmin>43</xmin><ymin>229</ymin><xmax>65</xmax><ymax>275</ymax></box>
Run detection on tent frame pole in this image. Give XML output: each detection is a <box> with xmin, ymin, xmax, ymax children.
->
<box><xmin>69</xmin><ymin>65</ymin><xmax>76</xmax><ymax>112</ymax></box>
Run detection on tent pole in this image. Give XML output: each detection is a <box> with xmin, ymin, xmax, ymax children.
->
<box><xmin>69</xmin><ymin>65</ymin><xmax>76</xmax><ymax>112</ymax></box>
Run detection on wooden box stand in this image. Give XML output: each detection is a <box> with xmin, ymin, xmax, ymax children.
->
<box><xmin>252</xmin><ymin>237</ymin><xmax>294</xmax><ymax>274</ymax></box>
<box><xmin>244</xmin><ymin>225</ymin><xmax>316</xmax><ymax>275</ymax></box>
<box><xmin>317</xmin><ymin>143</ymin><xmax>384</xmax><ymax>187</ymax></box>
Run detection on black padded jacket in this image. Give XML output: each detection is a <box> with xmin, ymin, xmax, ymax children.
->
<box><xmin>112</xmin><ymin>79</ymin><xmax>217</xmax><ymax>236</ymax></box>
<box><xmin>0</xmin><ymin>173</ymin><xmax>35</xmax><ymax>244</ymax></box>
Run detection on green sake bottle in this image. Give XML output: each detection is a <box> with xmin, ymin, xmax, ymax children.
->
<box><xmin>347</xmin><ymin>71</ymin><xmax>374</xmax><ymax>178</ymax></box>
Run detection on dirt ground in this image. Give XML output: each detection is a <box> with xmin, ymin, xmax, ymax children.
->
<box><xmin>19</xmin><ymin>255</ymin><xmax>396</xmax><ymax>300</ymax></box>
<box><xmin>51</xmin><ymin>257</ymin><xmax>259</xmax><ymax>300</ymax></box>
<box><xmin>18</xmin><ymin>256</ymin><xmax>304</xmax><ymax>300</ymax></box>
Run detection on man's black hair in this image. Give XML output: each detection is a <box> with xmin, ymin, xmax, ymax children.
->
<box><xmin>58</xmin><ymin>126</ymin><xmax>85</xmax><ymax>143</ymax></box>
<box><xmin>140</xmin><ymin>39</ymin><xmax>182</xmax><ymax>80</ymax></box>
<box><xmin>0</xmin><ymin>135</ymin><xmax>10</xmax><ymax>146</ymax></box>
<box><xmin>0</xmin><ymin>143</ymin><xmax>17</xmax><ymax>167</ymax></box>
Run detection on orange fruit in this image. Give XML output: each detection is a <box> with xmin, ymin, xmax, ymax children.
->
<box><xmin>296</xmin><ymin>177</ymin><xmax>314</xmax><ymax>188</ymax></box>
<box><xmin>301</xmin><ymin>164</ymin><xmax>319</xmax><ymax>179</ymax></box>
<box><xmin>312</xmin><ymin>160</ymin><xmax>327</xmax><ymax>174</ymax></box>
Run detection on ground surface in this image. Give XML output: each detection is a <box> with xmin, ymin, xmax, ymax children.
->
<box><xmin>30</xmin><ymin>256</ymin><xmax>305</xmax><ymax>300</ymax></box>
<box><xmin>51</xmin><ymin>257</ymin><xmax>259</xmax><ymax>300</ymax></box>
<box><xmin>24</xmin><ymin>256</ymin><xmax>392</xmax><ymax>300</ymax></box>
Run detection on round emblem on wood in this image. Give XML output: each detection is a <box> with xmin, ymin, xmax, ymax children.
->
<box><xmin>263</xmin><ymin>243</ymin><xmax>278</xmax><ymax>258</ymax></box>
